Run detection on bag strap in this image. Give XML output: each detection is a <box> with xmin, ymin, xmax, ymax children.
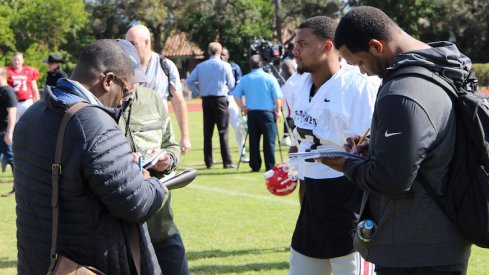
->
<box><xmin>128</xmin><ymin>225</ymin><xmax>141</xmax><ymax>274</ymax></box>
<box><xmin>383</xmin><ymin>66</ymin><xmax>461</xmax><ymax>99</ymax></box>
<box><xmin>48</xmin><ymin>102</ymin><xmax>89</xmax><ymax>273</ymax></box>
<box><xmin>159</xmin><ymin>55</ymin><xmax>173</xmax><ymax>98</ymax></box>
<box><xmin>47</xmin><ymin>102</ymin><xmax>141</xmax><ymax>275</ymax></box>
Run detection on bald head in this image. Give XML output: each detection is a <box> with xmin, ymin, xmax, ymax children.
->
<box><xmin>126</xmin><ymin>24</ymin><xmax>153</xmax><ymax>65</ymax></box>
<box><xmin>126</xmin><ymin>25</ymin><xmax>151</xmax><ymax>42</ymax></box>
<box><xmin>208</xmin><ymin>42</ymin><xmax>222</xmax><ymax>56</ymax></box>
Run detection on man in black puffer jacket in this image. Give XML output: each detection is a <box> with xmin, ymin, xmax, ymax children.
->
<box><xmin>14</xmin><ymin>39</ymin><xmax>167</xmax><ymax>274</ymax></box>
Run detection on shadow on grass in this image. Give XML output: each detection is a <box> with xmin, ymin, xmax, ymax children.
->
<box><xmin>193</xmin><ymin>167</ymin><xmax>264</xmax><ymax>177</ymax></box>
<box><xmin>0</xmin><ymin>177</ymin><xmax>12</xmax><ymax>184</ymax></box>
<box><xmin>0</xmin><ymin>257</ymin><xmax>17</xmax><ymax>268</ymax></box>
<box><xmin>187</xmin><ymin>247</ymin><xmax>289</xmax><ymax>260</ymax></box>
<box><xmin>189</xmin><ymin>261</ymin><xmax>289</xmax><ymax>274</ymax></box>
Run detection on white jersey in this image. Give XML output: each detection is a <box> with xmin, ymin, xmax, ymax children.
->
<box><xmin>282</xmin><ymin>67</ymin><xmax>378</xmax><ymax>179</ymax></box>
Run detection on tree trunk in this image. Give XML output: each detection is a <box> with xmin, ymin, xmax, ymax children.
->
<box><xmin>273</xmin><ymin>0</ymin><xmax>283</xmax><ymax>44</ymax></box>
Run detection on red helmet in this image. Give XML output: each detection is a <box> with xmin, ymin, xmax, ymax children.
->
<box><xmin>264</xmin><ymin>163</ymin><xmax>297</xmax><ymax>196</ymax></box>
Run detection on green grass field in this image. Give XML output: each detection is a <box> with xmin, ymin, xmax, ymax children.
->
<box><xmin>1</xmin><ymin>104</ymin><xmax>488</xmax><ymax>274</ymax></box>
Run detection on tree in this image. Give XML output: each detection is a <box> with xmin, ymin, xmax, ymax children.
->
<box><xmin>275</xmin><ymin>0</ymin><xmax>343</xmax><ymax>44</ymax></box>
<box><xmin>7</xmin><ymin>0</ymin><xmax>88</xmax><ymax>52</ymax></box>
<box><xmin>347</xmin><ymin>0</ymin><xmax>435</xmax><ymax>39</ymax></box>
<box><xmin>85</xmin><ymin>0</ymin><xmax>133</xmax><ymax>40</ymax></box>
<box><xmin>125</xmin><ymin>0</ymin><xmax>179</xmax><ymax>52</ymax></box>
<box><xmin>178</xmin><ymin>0</ymin><xmax>274</xmax><ymax>69</ymax></box>
<box><xmin>0</xmin><ymin>0</ymin><xmax>88</xmax><ymax>83</ymax></box>
<box><xmin>346</xmin><ymin>0</ymin><xmax>489</xmax><ymax>62</ymax></box>
<box><xmin>0</xmin><ymin>3</ymin><xmax>15</xmax><ymax>60</ymax></box>
<box><xmin>421</xmin><ymin>0</ymin><xmax>489</xmax><ymax>62</ymax></box>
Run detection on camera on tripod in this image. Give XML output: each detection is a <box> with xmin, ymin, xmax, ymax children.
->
<box><xmin>249</xmin><ymin>39</ymin><xmax>282</xmax><ymax>64</ymax></box>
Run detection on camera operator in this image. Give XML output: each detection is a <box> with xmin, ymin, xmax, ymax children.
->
<box><xmin>279</xmin><ymin>42</ymin><xmax>297</xmax><ymax>147</ymax></box>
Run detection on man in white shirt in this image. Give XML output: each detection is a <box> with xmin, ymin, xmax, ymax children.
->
<box><xmin>126</xmin><ymin>24</ymin><xmax>191</xmax><ymax>155</ymax></box>
<box><xmin>282</xmin><ymin>16</ymin><xmax>378</xmax><ymax>275</ymax></box>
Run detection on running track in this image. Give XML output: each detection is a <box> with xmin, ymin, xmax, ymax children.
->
<box><xmin>168</xmin><ymin>101</ymin><xmax>202</xmax><ymax>113</ymax></box>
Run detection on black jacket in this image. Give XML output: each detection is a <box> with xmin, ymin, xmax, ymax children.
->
<box><xmin>14</xmin><ymin>79</ymin><xmax>165</xmax><ymax>274</ymax></box>
<box><xmin>46</xmin><ymin>67</ymin><xmax>68</xmax><ymax>87</ymax></box>
<box><xmin>344</xmin><ymin>42</ymin><xmax>471</xmax><ymax>268</ymax></box>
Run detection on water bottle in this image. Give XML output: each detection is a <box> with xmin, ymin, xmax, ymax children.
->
<box><xmin>357</xmin><ymin>219</ymin><xmax>377</xmax><ymax>242</ymax></box>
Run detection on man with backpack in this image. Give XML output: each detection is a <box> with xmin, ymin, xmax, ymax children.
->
<box><xmin>317</xmin><ymin>6</ymin><xmax>472</xmax><ymax>274</ymax></box>
<box><xmin>126</xmin><ymin>24</ymin><xmax>191</xmax><ymax>155</ymax></box>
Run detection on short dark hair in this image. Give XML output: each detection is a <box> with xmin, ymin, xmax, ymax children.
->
<box><xmin>335</xmin><ymin>6</ymin><xmax>399</xmax><ymax>53</ymax></box>
<box><xmin>249</xmin><ymin>55</ymin><xmax>263</xmax><ymax>69</ymax></box>
<box><xmin>75</xmin><ymin>39</ymin><xmax>133</xmax><ymax>80</ymax></box>
<box><xmin>298</xmin><ymin>16</ymin><xmax>337</xmax><ymax>41</ymax></box>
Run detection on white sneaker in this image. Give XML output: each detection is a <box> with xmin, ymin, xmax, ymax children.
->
<box><xmin>240</xmin><ymin>154</ymin><xmax>250</xmax><ymax>163</ymax></box>
<box><xmin>280</xmin><ymin>136</ymin><xmax>292</xmax><ymax>146</ymax></box>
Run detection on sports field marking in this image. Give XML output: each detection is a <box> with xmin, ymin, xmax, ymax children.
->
<box><xmin>189</xmin><ymin>185</ymin><xmax>299</xmax><ymax>206</ymax></box>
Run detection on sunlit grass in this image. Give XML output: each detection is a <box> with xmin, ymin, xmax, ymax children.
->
<box><xmin>0</xmin><ymin>104</ymin><xmax>488</xmax><ymax>274</ymax></box>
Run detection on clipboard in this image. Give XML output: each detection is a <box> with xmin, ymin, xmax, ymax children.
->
<box><xmin>160</xmin><ymin>168</ymin><xmax>197</xmax><ymax>190</ymax></box>
<box><xmin>142</xmin><ymin>150</ymin><xmax>167</xmax><ymax>169</ymax></box>
<box><xmin>288</xmin><ymin>150</ymin><xmax>367</xmax><ymax>161</ymax></box>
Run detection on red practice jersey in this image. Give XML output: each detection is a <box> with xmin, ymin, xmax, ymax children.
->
<box><xmin>6</xmin><ymin>66</ymin><xmax>40</xmax><ymax>101</ymax></box>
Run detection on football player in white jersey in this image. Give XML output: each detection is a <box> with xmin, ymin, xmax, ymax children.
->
<box><xmin>283</xmin><ymin>16</ymin><xmax>379</xmax><ymax>275</ymax></box>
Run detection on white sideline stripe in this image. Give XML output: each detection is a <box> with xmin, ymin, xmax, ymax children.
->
<box><xmin>189</xmin><ymin>185</ymin><xmax>299</xmax><ymax>206</ymax></box>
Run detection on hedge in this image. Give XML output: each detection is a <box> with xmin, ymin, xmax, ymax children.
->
<box><xmin>473</xmin><ymin>63</ymin><xmax>489</xmax><ymax>87</ymax></box>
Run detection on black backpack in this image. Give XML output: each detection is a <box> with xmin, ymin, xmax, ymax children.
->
<box><xmin>383</xmin><ymin>65</ymin><xmax>489</xmax><ymax>248</ymax></box>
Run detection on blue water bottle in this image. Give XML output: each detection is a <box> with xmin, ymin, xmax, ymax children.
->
<box><xmin>357</xmin><ymin>219</ymin><xmax>377</xmax><ymax>243</ymax></box>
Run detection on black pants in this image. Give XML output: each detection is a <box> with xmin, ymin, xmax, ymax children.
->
<box><xmin>247</xmin><ymin>110</ymin><xmax>277</xmax><ymax>171</ymax></box>
<box><xmin>153</xmin><ymin>233</ymin><xmax>189</xmax><ymax>275</ymax></box>
<box><xmin>202</xmin><ymin>96</ymin><xmax>232</xmax><ymax>167</ymax></box>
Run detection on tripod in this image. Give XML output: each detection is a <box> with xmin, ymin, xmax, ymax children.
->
<box><xmin>265</xmin><ymin>63</ymin><xmax>296</xmax><ymax>149</ymax></box>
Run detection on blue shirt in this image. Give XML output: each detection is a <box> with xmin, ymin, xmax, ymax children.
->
<box><xmin>229</xmin><ymin>62</ymin><xmax>242</xmax><ymax>92</ymax></box>
<box><xmin>230</xmin><ymin>62</ymin><xmax>242</xmax><ymax>83</ymax></box>
<box><xmin>232</xmin><ymin>68</ymin><xmax>283</xmax><ymax>110</ymax></box>
<box><xmin>186</xmin><ymin>56</ymin><xmax>235</xmax><ymax>97</ymax></box>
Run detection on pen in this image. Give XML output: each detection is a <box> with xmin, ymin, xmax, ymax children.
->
<box><xmin>138</xmin><ymin>155</ymin><xmax>143</xmax><ymax>172</ymax></box>
<box><xmin>357</xmin><ymin>128</ymin><xmax>371</xmax><ymax>145</ymax></box>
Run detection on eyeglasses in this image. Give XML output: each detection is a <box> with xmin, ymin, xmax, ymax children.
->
<box><xmin>111</xmin><ymin>73</ymin><xmax>132</xmax><ymax>99</ymax></box>
<box><xmin>129</xmin><ymin>41</ymin><xmax>137</xmax><ymax>46</ymax></box>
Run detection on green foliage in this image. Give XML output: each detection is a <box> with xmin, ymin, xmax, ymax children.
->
<box><xmin>85</xmin><ymin>0</ymin><xmax>133</xmax><ymax>40</ymax></box>
<box><xmin>345</xmin><ymin>0</ymin><xmax>489</xmax><ymax>62</ymax></box>
<box><xmin>0</xmin><ymin>0</ymin><xmax>87</xmax><ymax>86</ymax></box>
<box><xmin>422</xmin><ymin>0</ymin><xmax>489</xmax><ymax>63</ymax></box>
<box><xmin>473</xmin><ymin>63</ymin><xmax>489</xmax><ymax>87</ymax></box>
<box><xmin>0</xmin><ymin>3</ymin><xmax>15</xmax><ymax>55</ymax></box>
<box><xmin>178</xmin><ymin>0</ymin><xmax>274</xmax><ymax>69</ymax></box>
<box><xmin>124</xmin><ymin>0</ymin><xmax>172</xmax><ymax>52</ymax></box>
<box><xmin>346</xmin><ymin>0</ymin><xmax>435</xmax><ymax>39</ymax></box>
<box><xmin>281</xmin><ymin>0</ymin><xmax>343</xmax><ymax>22</ymax></box>
<box><xmin>7</xmin><ymin>0</ymin><xmax>88</xmax><ymax>51</ymax></box>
